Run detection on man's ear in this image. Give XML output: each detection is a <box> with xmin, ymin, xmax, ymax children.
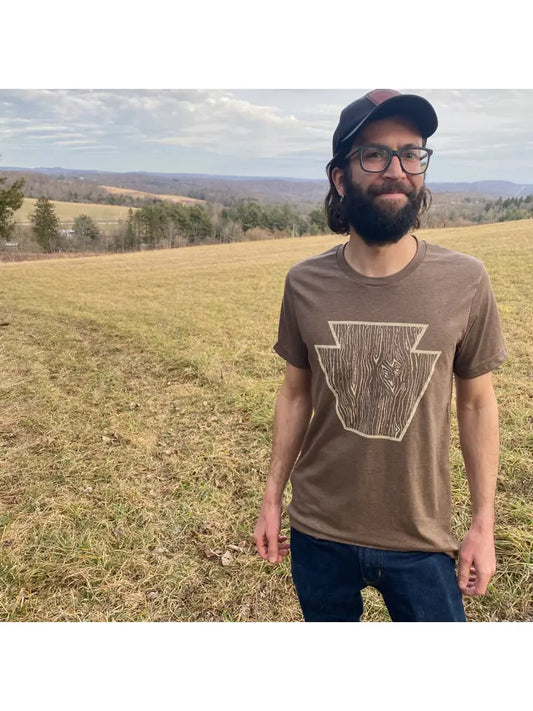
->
<box><xmin>331</xmin><ymin>166</ymin><xmax>345</xmax><ymax>197</ymax></box>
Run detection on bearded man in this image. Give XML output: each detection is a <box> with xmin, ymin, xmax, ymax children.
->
<box><xmin>253</xmin><ymin>89</ymin><xmax>507</xmax><ymax>622</ymax></box>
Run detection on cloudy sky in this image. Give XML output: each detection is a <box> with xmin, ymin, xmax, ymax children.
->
<box><xmin>1</xmin><ymin>89</ymin><xmax>531</xmax><ymax>184</ymax></box>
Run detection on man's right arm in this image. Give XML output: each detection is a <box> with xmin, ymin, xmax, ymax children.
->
<box><xmin>254</xmin><ymin>363</ymin><xmax>312</xmax><ymax>564</ymax></box>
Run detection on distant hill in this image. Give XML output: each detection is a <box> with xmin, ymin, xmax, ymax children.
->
<box><xmin>428</xmin><ymin>181</ymin><xmax>533</xmax><ymax>198</ymax></box>
<box><xmin>2</xmin><ymin>167</ymin><xmax>533</xmax><ymax>205</ymax></box>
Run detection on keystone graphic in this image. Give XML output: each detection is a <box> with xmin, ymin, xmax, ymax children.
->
<box><xmin>315</xmin><ymin>322</ymin><xmax>441</xmax><ymax>441</ymax></box>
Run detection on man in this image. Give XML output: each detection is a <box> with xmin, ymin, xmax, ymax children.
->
<box><xmin>253</xmin><ymin>89</ymin><xmax>508</xmax><ymax>622</ymax></box>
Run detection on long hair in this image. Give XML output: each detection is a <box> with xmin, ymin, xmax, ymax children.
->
<box><xmin>324</xmin><ymin>155</ymin><xmax>433</xmax><ymax>235</ymax></box>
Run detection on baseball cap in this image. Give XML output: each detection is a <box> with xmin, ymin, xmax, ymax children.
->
<box><xmin>331</xmin><ymin>89</ymin><xmax>438</xmax><ymax>161</ymax></box>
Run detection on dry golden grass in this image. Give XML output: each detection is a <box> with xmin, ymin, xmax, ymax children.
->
<box><xmin>99</xmin><ymin>185</ymin><xmax>204</xmax><ymax>204</ymax></box>
<box><xmin>15</xmin><ymin>198</ymin><xmax>135</xmax><ymax>223</ymax></box>
<box><xmin>0</xmin><ymin>221</ymin><xmax>531</xmax><ymax>621</ymax></box>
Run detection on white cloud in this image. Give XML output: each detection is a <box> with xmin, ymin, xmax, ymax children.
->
<box><xmin>0</xmin><ymin>89</ymin><xmax>532</xmax><ymax>181</ymax></box>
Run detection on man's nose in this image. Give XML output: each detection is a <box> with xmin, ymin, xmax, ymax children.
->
<box><xmin>382</xmin><ymin>154</ymin><xmax>405</xmax><ymax>179</ymax></box>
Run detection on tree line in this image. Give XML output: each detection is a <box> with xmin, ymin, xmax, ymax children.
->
<box><xmin>86</xmin><ymin>200</ymin><xmax>328</xmax><ymax>253</ymax></box>
<box><xmin>1</xmin><ymin>172</ymin><xmax>532</xmax><ymax>256</ymax></box>
<box><xmin>0</xmin><ymin>176</ymin><xmax>331</xmax><ymax>253</ymax></box>
<box><xmin>482</xmin><ymin>195</ymin><xmax>533</xmax><ymax>223</ymax></box>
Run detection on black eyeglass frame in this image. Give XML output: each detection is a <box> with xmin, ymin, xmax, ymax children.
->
<box><xmin>345</xmin><ymin>144</ymin><xmax>434</xmax><ymax>175</ymax></box>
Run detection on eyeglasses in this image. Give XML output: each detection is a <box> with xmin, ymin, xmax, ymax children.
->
<box><xmin>346</xmin><ymin>145</ymin><xmax>433</xmax><ymax>175</ymax></box>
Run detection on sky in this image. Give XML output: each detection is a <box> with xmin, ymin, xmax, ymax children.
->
<box><xmin>1</xmin><ymin>88</ymin><xmax>532</xmax><ymax>184</ymax></box>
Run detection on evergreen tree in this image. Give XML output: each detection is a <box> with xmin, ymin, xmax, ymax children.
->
<box><xmin>124</xmin><ymin>208</ymin><xmax>137</xmax><ymax>249</ymax></box>
<box><xmin>308</xmin><ymin>206</ymin><xmax>329</xmax><ymax>234</ymax></box>
<box><xmin>0</xmin><ymin>175</ymin><xmax>25</xmax><ymax>242</ymax></box>
<box><xmin>30</xmin><ymin>197</ymin><xmax>60</xmax><ymax>252</ymax></box>
<box><xmin>73</xmin><ymin>214</ymin><xmax>100</xmax><ymax>247</ymax></box>
<box><xmin>187</xmin><ymin>204</ymin><xmax>212</xmax><ymax>243</ymax></box>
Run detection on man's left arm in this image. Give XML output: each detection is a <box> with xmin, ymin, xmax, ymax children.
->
<box><xmin>455</xmin><ymin>371</ymin><xmax>500</xmax><ymax>596</ymax></box>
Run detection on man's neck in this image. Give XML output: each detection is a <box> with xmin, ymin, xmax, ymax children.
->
<box><xmin>344</xmin><ymin>232</ymin><xmax>418</xmax><ymax>278</ymax></box>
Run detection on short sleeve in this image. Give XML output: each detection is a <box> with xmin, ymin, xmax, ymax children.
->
<box><xmin>273</xmin><ymin>273</ymin><xmax>310</xmax><ymax>369</ymax></box>
<box><xmin>453</xmin><ymin>265</ymin><xmax>508</xmax><ymax>378</ymax></box>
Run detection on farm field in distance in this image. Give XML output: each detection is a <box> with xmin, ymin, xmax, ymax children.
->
<box><xmin>99</xmin><ymin>185</ymin><xmax>204</xmax><ymax>204</ymax></box>
<box><xmin>0</xmin><ymin>220</ymin><xmax>531</xmax><ymax>621</ymax></box>
<box><xmin>15</xmin><ymin>197</ymin><xmax>136</xmax><ymax>224</ymax></box>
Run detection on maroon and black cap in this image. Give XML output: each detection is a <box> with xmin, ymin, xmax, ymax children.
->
<box><xmin>331</xmin><ymin>89</ymin><xmax>438</xmax><ymax>161</ymax></box>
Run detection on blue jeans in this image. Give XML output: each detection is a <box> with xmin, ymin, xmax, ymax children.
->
<box><xmin>290</xmin><ymin>527</ymin><xmax>466</xmax><ymax>622</ymax></box>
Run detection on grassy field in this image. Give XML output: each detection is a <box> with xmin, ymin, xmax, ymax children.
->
<box><xmin>15</xmin><ymin>198</ymin><xmax>135</xmax><ymax>224</ymax></box>
<box><xmin>100</xmin><ymin>185</ymin><xmax>204</xmax><ymax>204</ymax></box>
<box><xmin>0</xmin><ymin>221</ymin><xmax>531</xmax><ymax>622</ymax></box>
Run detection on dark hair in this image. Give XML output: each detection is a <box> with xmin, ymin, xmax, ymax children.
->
<box><xmin>324</xmin><ymin>138</ymin><xmax>432</xmax><ymax>234</ymax></box>
<box><xmin>325</xmin><ymin>155</ymin><xmax>350</xmax><ymax>234</ymax></box>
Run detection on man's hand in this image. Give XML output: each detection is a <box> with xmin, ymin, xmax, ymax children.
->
<box><xmin>457</xmin><ymin>526</ymin><xmax>496</xmax><ymax>596</ymax></box>
<box><xmin>254</xmin><ymin>503</ymin><xmax>290</xmax><ymax>564</ymax></box>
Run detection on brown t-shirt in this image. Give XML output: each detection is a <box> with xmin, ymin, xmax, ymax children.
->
<box><xmin>274</xmin><ymin>238</ymin><xmax>507</xmax><ymax>557</ymax></box>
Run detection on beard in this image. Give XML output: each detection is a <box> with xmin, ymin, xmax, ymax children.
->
<box><xmin>342</xmin><ymin>176</ymin><xmax>424</xmax><ymax>246</ymax></box>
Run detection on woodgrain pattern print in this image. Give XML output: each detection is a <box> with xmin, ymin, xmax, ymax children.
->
<box><xmin>315</xmin><ymin>322</ymin><xmax>441</xmax><ymax>441</ymax></box>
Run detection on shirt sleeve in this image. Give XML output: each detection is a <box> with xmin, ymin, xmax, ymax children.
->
<box><xmin>273</xmin><ymin>272</ymin><xmax>310</xmax><ymax>369</ymax></box>
<box><xmin>453</xmin><ymin>264</ymin><xmax>508</xmax><ymax>378</ymax></box>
